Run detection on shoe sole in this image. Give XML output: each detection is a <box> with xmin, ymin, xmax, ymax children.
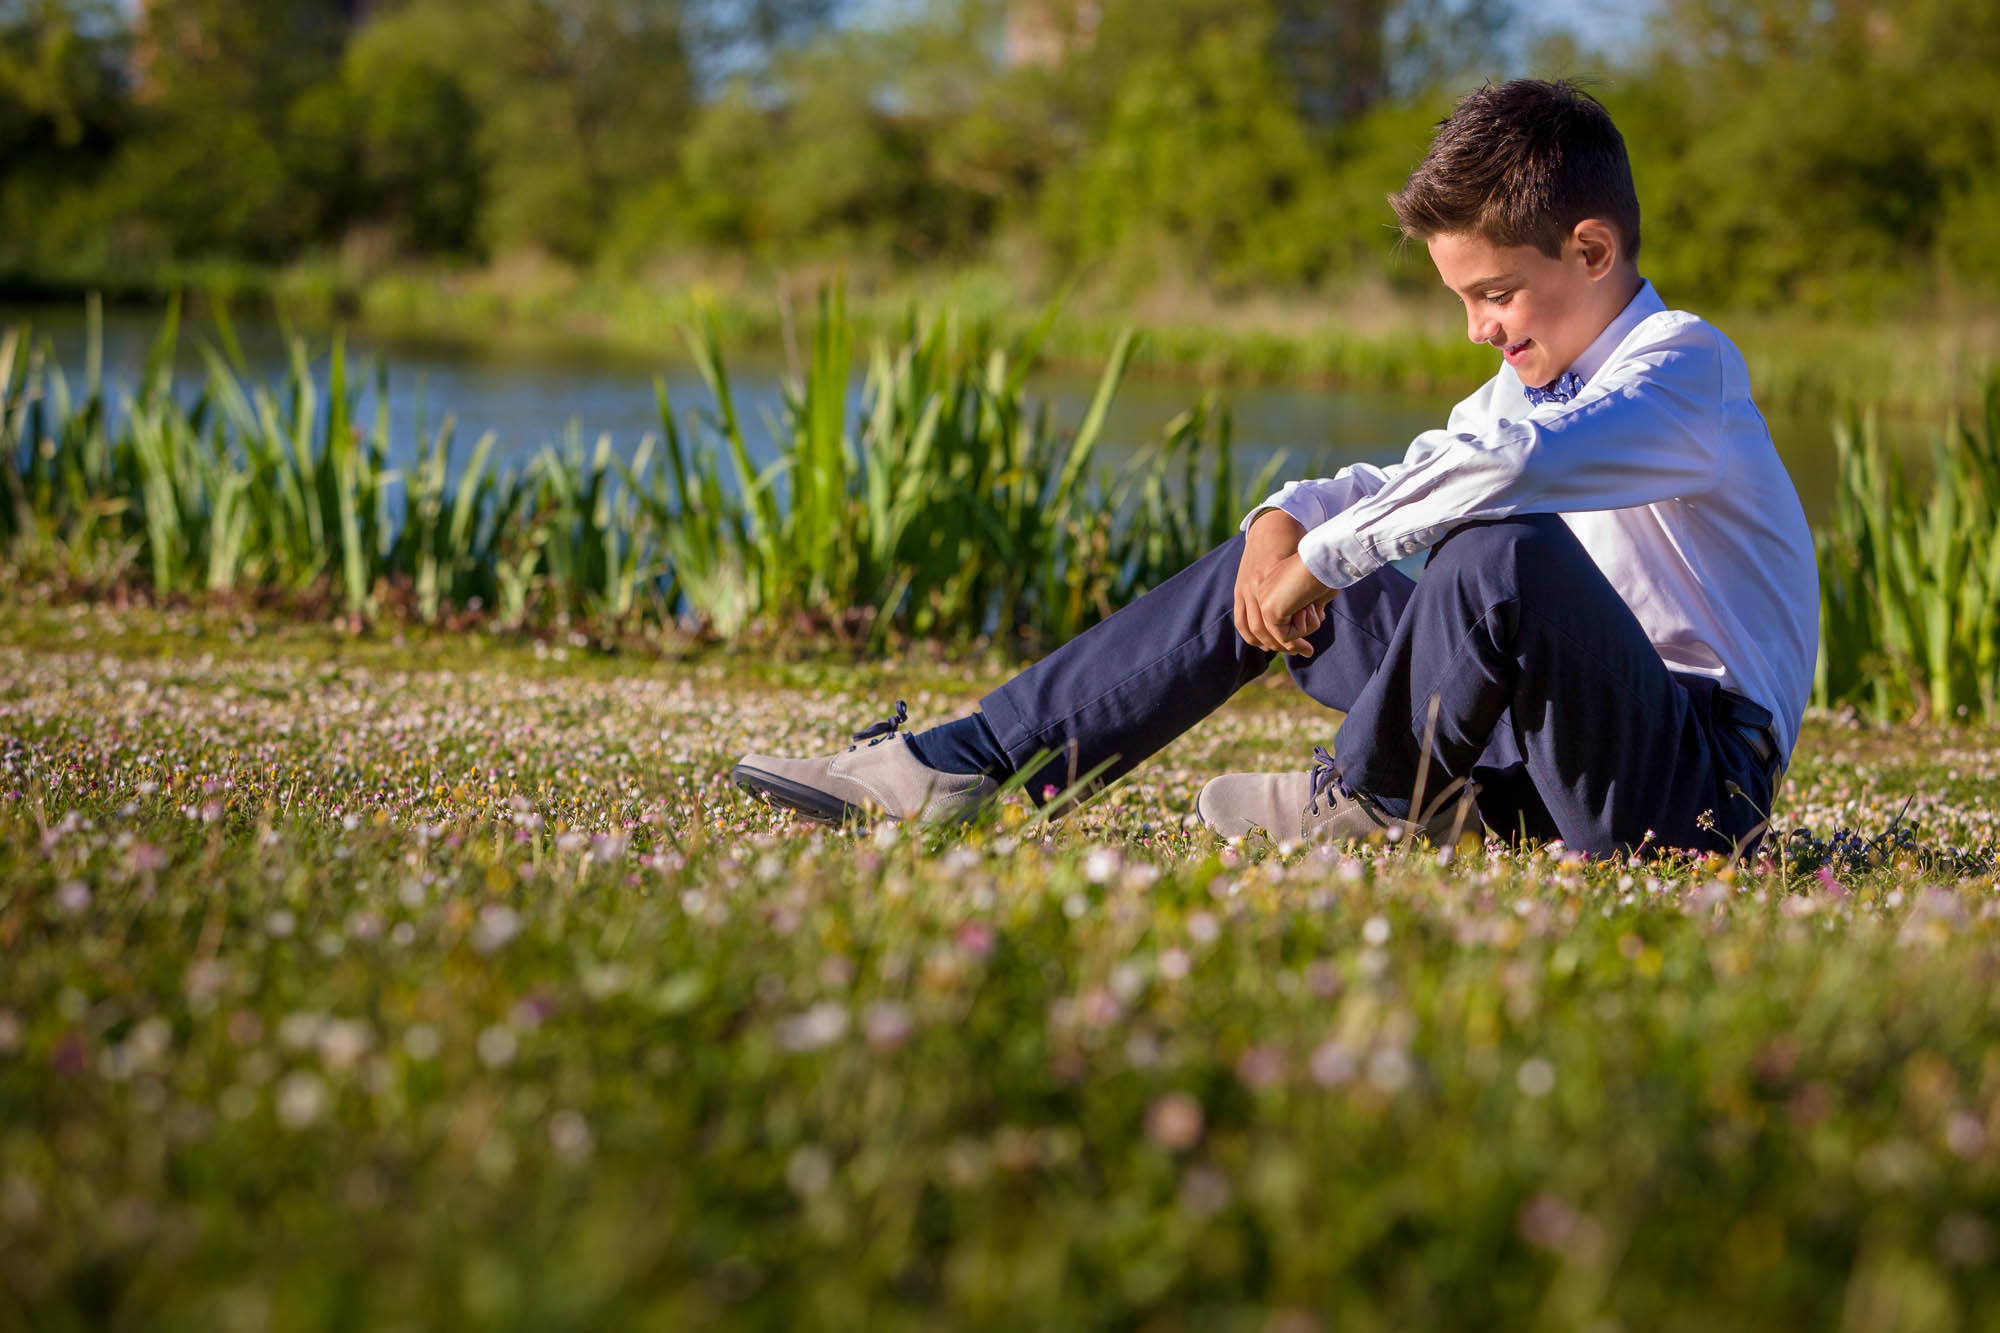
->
<box><xmin>731</xmin><ymin>763</ymin><xmax>871</xmax><ymax>825</ymax></box>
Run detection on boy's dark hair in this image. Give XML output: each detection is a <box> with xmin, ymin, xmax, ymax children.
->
<box><xmin>1390</xmin><ymin>79</ymin><xmax>1641</xmax><ymax>261</ymax></box>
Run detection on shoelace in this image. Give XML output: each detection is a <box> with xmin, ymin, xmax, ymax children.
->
<box><xmin>1307</xmin><ymin>744</ymin><xmax>1342</xmax><ymax>815</ymax></box>
<box><xmin>851</xmin><ymin>699</ymin><xmax>908</xmax><ymax>747</ymax></box>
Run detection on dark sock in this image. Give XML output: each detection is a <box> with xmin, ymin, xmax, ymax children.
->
<box><xmin>905</xmin><ymin>712</ymin><xmax>1014</xmax><ymax>778</ymax></box>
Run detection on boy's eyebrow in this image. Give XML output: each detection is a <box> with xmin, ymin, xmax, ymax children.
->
<box><xmin>1453</xmin><ymin>272</ymin><xmax>1519</xmax><ymax>292</ymax></box>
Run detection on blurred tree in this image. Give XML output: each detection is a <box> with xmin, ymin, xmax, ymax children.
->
<box><xmin>685</xmin><ymin>0</ymin><xmax>842</xmax><ymax>92</ymax></box>
<box><xmin>348</xmin><ymin>0</ymin><xmax>694</xmax><ymax>260</ymax></box>
<box><xmin>109</xmin><ymin>0</ymin><xmax>360</xmax><ymax>257</ymax></box>
<box><xmin>341</xmin><ymin>37</ymin><xmax>482</xmax><ymax>255</ymax></box>
<box><xmin>1276</xmin><ymin>0</ymin><xmax>1394</xmax><ymax>124</ymax></box>
<box><xmin>1626</xmin><ymin>0</ymin><xmax>2000</xmax><ymax>307</ymax></box>
<box><xmin>611</xmin><ymin>2</ymin><xmax>1019</xmax><ymax>268</ymax></box>
<box><xmin>0</xmin><ymin>0</ymin><xmax>129</xmax><ymax>271</ymax></box>
<box><xmin>659</xmin><ymin>78</ymin><xmax>769</xmax><ymax>248</ymax></box>
<box><xmin>0</xmin><ymin>0</ymin><xmax>126</xmax><ymax>158</ymax></box>
<box><xmin>1040</xmin><ymin>7</ymin><xmax>1334</xmax><ymax>289</ymax></box>
<box><xmin>645</xmin><ymin>36</ymin><xmax>944</xmax><ymax>263</ymax></box>
<box><xmin>1316</xmin><ymin>91</ymin><xmax>1460</xmax><ymax>289</ymax></box>
<box><xmin>3</xmin><ymin>0</ymin><xmax>1996</xmax><ymax>316</ymax></box>
<box><xmin>1381</xmin><ymin>0</ymin><xmax>1513</xmax><ymax>97</ymax></box>
<box><xmin>1033</xmin><ymin>0</ymin><xmax>1508</xmax><ymax>289</ymax></box>
<box><xmin>861</xmin><ymin>0</ymin><xmax>1080</xmax><ymax>253</ymax></box>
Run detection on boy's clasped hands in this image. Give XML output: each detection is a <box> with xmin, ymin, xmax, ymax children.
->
<box><xmin>1234</xmin><ymin>509</ymin><xmax>1337</xmax><ymax>659</ymax></box>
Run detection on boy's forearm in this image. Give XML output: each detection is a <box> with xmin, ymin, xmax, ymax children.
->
<box><xmin>1238</xmin><ymin>464</ymin><xmax>1404</xmax><ymax>538</ymax></box>
<box><xmin>1246</xmin><ymin>507</ymin><xmax>1307</xmax><ymax>557</ymax></box>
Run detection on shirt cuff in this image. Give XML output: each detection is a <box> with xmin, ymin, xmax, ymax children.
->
<box><xmin>1239</xmin><ymin>499</ymin><xmax>1311</xmax><ymax>535</ymax></box>
<box><xmin>1296</xmin><ymin>521</ymin><xmax>1380</xmax><ymax>590</ymax></box>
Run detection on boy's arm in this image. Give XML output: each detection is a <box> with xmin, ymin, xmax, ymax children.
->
<box><xmin>1234</xmin><ymin>464</ymin><xmax>1404</xmax><ymax>655</ymax></box>
<box><xmin>1293</xmin><ymin>323</ymin><xmax>1726</xmax><ymax>591</ymax></box>
<box><xmin>1236</xmin><ymin>370</ymin><xmax>1500</xmax><ymax>534</ymax></box>
<box><xmin>1240</xmin><ymin>465</ymin><xmax>1400</xmax><ymax>535</ymax></box>
<box><xmin>1230</xmin><ymin>374</ymin><xmax>1502</xmax><ymax>653</ymax></box>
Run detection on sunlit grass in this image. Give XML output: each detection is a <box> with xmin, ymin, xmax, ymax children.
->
<box><xmin>2</xmin><ymin>604</ymin><xmax>1999</xmax><ymax>1328</ymax></box>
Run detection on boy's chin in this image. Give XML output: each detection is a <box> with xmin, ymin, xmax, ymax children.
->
<box><xmin>1501</xmin><ymin>342</ymin><xmax>1543</xmax><ymax>383</ymax></box>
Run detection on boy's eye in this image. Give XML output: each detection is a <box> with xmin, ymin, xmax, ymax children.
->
<box><xmin>1486</xmin><ymin>291</ymin><xmax>1513</xmax><ymax>305</ymax></box>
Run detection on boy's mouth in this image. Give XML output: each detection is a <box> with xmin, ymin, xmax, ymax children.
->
<box><xmin>1501</xmin><ymin>337</ymin><xmax>1533</xmax><ymax>363</ymax></box>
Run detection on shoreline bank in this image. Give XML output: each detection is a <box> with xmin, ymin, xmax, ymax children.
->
<box><xmin>5</xmin><ymin>262</ymin><xmax>1992</xmax><ymax>418</ymax></box>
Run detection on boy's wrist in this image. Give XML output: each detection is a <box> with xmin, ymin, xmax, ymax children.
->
<box><xmin>1247</xmin><ymin>507</ymin><xmax>1307</xmax><ymax>550</ymax></box>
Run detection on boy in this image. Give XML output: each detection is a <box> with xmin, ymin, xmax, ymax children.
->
<box><xmin>731</xmin><ymin>79</ymin><xmax>1818</xmax><ymax>858</ymax></box>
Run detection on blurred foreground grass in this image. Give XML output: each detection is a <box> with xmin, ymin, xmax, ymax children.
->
<box><xmin>4</xmin><ymin>599</ymin><xmax>2000</xmax><ymax>1330</ymax></box>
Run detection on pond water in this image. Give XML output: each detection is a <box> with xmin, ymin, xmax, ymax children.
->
<box><xmin>4</xmin><ymin>302</ymin><xmax>1927</xmax><ymax>525</ymax></box>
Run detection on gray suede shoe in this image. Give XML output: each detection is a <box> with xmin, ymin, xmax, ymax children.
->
<box><xmin>1197</xmin><ymin>745</ymin><xmax>1476</xmax><ymax>846</ymax></box>
<box><xmin>732</xmin><ymin>701</ymin><xmax>1000</xmax><ymax>827</ymax></box>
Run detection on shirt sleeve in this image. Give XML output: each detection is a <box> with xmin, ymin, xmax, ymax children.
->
<box><xmin>1237</xmin><ymin>374</ymin><xmax>1502</xmax><ymax>534</ymax></box>
<box><xmin>1296</xmin><ymin>321</ymin><xmax>1726</xmax><ymax>589</ymax></box>
<box><xmin>1239</xmin><ymin>464</ymin><xmax>1403</xmax><ymax>533</ymax></box>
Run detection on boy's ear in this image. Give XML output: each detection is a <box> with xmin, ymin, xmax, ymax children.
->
<box><xmin>1570</xmin><ymin>219</ymin><xmax>1620</xmax><ymax>278</ymax></box>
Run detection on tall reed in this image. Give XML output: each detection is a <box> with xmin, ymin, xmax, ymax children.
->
<box><xmin>1814</xmin><ymin>377</ymin><xmax>2000</xmax><ymax>722</ymax></box>
<box><xmin>623</xmin><ymin>289</ymin><xmax>1281</xmax><ymax>648</ymax></box>
<box><xmin>2</xmin><ymin>294</ymin><xmax>1277</xmax><ymax>650</ymax></box>
<box><xmin>12</xmin><ymin>299</ymin><xmax>1997</xmax><ymax>711</ymax></box>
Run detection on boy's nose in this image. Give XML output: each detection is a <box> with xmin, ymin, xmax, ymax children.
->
<box><xmin>1466</xmin><ymin>311</ymin><xmax>1502</xmax><ymax>345</ymax></box>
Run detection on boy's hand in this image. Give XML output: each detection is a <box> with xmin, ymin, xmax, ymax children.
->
<box><xmin>1235</xmin><ymin>511</ymin><xmax>1336</xmax><ymax>656</ymax></box>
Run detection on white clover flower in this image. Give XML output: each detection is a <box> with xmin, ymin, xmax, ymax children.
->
<box><xmin>785</xmin><ymin>1145</ymin><xmax>833</xmax><ymax>1196</ymax></box>
<box><xmin>1367</xmin><ymin>1047</ymin><xmax>1413</xmax><ymax>1093</ymax></box>
<box><xmin>475</xmin><ymin>1025</ymin><xmax>517</xmax><ymax>1068</ymax></box>
<box><xmin>471</xmin><ymin>904</ymin><xmax>520</xmax><ymax>953</ymax></box>
<box><xmin>275</xmin><ymin>1072</ymin><xmax>328</xmax><ymax>1130</ymax></box>
<box><xmin>777</xmin><ymin>1002</ymin><xmax>849</xmax><ymax>1053</ymax></box>
<box><xmin>1309</xmin><ymin>1040</ymin><xmax>1356</xmax><ymax>1088</ymax></box>
<box><xmin>862</xmin><ymin>1001</ymin><xmax>913</xmax><ymax>1052</ymax></box>
<box><xmin>277</xmin><ymin>1011</ymin><xmax>325</xmax><ymax>1051</ymax></box>
<box><xmin>315</xmin><ymin>1020</ymin><xmax>372</xmax><ymax>1073</ymax></box>
<box><xmin>548</xmin><ymin>1110</ymin><xmax>593</xmax><ymax>1163</ymax></box>
<box><xmin>1083</xmin><ymin>847</ymin><xmax>1121</xmax><ymax>884</ymax></box>
<box><xmin>403</xmin><ymin>1025</ymin><xmax>441</xmax><ymax>1061</ymax></box>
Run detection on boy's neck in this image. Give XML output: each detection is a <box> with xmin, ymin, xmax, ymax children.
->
<box><xmin>1607</xmin><ymin>269</ymin><xmax>1645</xmax><ymax>318</ymax></box>
<box><xmin>1583</xmin><ymin>269</ymin><xmax>1646</xmax><ymax>343</ymax></box>
<box><xmin>1561</xmin><ymin>268</ymin><xmax>1647</xmax><ymax>381</ymax></box>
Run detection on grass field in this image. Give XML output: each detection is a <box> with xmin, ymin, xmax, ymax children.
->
<box><xmin>4</xmin><ymin>597</ymin><xmax>2000</xmax><ymax>1330</ymax></box>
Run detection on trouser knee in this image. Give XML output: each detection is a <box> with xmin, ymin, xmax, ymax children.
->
<box><xmin>1421</xmin><ymin>513</ymin><xmax>1579</xmax><ymax>604</ymax></box>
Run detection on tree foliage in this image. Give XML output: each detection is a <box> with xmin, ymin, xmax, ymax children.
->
<box><xmin>0</xmin><ymin>0</ymin><xmax>1994</xmax><ymax>312</ymax></box>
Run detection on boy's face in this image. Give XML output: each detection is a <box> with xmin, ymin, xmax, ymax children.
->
<box><xmin>1427</xmin><ymin>224</ymin><xmax>1628</xmax><ymax>390</ymax></box>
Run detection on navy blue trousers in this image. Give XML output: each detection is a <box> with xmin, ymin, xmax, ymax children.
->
<box><xmin>979</xmin><ymin>514</ymin><xmax>1774</xmax><ymax>857</ymax></box>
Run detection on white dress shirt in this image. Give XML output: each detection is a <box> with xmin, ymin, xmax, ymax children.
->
<box><xmin>1244</xmin><ymin>279</ymin><xmax>1819</xmax><ymax>759</ymax></box>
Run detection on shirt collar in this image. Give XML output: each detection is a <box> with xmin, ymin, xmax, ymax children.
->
<box><xmin>1566</xmin><ymin>277</ymin><xmax>1664</xmax><ymax>386</ymax></box>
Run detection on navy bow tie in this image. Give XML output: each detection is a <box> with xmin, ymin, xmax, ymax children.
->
<box><xmin>1524</xmin><ymin>371</ymin><xmax>1583</xmax><ymax>406</ymax></box>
